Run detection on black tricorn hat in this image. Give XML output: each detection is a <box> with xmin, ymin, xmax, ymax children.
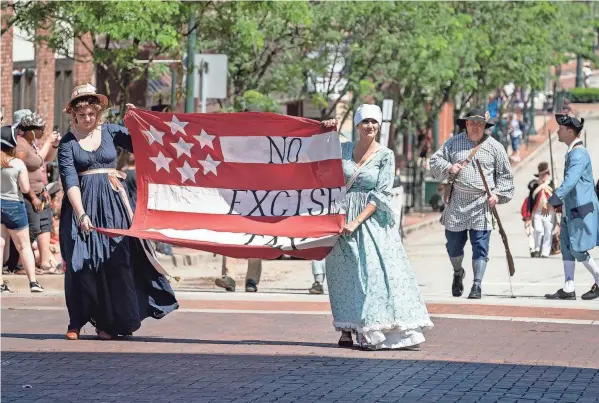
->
<box><xmin>555</xmin><ymin>113</ymin><xmax>584</xmax><ymax>131</ymax></box>
<box><xmin>458</xmin><ymin>108</ymin><xmax>495</xmax><ymax>129</ymax></box>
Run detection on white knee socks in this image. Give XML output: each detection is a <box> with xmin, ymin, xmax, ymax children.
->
<box><xmin>563</xmin><ymin>260</ymin><xmax>576</xmax><ymax>292</ymax></box>
<box><xmin>563</xmin><ymin>258</ymin><xmax>599</xmax><ymax>291</ymax></box>
<box><xmin>582</xmin><ymin>257</ymin><xmax>599</xmax><ymax>285</ymax></box>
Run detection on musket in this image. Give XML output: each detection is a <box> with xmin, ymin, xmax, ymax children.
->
<box><xmin>546</xmin><ymin>109</ymin><xmax>556</xmax><ymax>182</ymax></box>
<box><xmin>475</xmin><ymin>159</ymin><xmax>515</xmax><ymax>277</ymax></box>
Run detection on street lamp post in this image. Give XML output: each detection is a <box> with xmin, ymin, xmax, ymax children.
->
<box><xmin>185</xmin><ymin>12</ymin><xmax>197</xmax><ymax>113</ymax></box>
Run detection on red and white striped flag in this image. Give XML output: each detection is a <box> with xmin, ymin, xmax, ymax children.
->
<box><xmin>98</xmin><ymin>110</ymin><xmax>346</xmax><ymax>260</ymax></box>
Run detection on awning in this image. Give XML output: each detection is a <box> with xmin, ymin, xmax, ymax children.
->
<box><xmin>147</xmin><ymin>72</ymin><xmax>172</xmax><ymax>97</ymax></box>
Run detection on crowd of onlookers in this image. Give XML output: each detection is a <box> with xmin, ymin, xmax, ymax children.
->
<box><xmin>1</xmin><ymin>109</ymin><xmax>66</xmax><ymax>292</ymax></box>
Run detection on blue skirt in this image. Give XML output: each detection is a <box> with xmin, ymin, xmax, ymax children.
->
<box><xmin>60</xmin><ymin>173</ymin><xmax>178</xmax><ymax>335</ymax></box>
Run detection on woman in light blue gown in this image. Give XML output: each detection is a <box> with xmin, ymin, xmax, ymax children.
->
<box><xmin>324</xmin><ymin>104</ymin><xmax>433</xmax><ymax>350</ymax></box>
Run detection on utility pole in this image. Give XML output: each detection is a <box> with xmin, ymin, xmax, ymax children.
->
<box><xmin>185</xmin><ymin>12</ymin><xmax>197</xmax><ymax>113</ymax></box>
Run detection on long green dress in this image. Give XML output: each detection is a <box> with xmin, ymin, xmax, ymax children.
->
<box><xmin>325</xmin><ymin>142</ymin><xmax>434</xmax><ymax>349</ymax></box>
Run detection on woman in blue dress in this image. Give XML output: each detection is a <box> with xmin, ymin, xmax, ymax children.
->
<box><xmin>323</xmin><ymin>104</ymin><xmax>433</xmax><ymax>350</ymax></box>
<box><xmin>58</xmin><ymin>84</ymin><xmax>178</xmax><ymax>340</ymax></box>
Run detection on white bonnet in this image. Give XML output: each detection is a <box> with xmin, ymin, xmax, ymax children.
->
<box><xmin>353</xmin><ymin>104</ymin><xmax>383</xmax><ymax>127</ymax></box>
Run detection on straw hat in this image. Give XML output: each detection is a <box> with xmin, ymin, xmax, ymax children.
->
<box><xmin>64</xmin><ymin>83</ymin><xmax>108</xmax><ymax>113</ymax></box>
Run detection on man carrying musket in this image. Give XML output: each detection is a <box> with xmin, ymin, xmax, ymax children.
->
<box><xmin>430</xmin><ymin>108</ymin><xmax>515</xmax><ymax>299</ymax></box>
<box><xmin>545</xmin><ymin>113</ymin><xmax>599</xmax><ymax>300</ymax></box>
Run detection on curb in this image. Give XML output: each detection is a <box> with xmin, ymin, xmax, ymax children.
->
<box><xmin>403</xmin><ymin>215</ymin><xmax>441</xmax><ymax>236</ymax></box>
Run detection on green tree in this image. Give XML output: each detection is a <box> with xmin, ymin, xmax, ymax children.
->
<box><xmin>2</xmin><ymin>1</ymin><xmax>193</xmax><ymax>112</ymax></box>
<box><xmin>196</xmin><ymin>1</ymin><xmax>313</xmax><ymax>111</ymax></box>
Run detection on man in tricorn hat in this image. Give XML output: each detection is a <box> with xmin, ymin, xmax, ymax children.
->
<box><xmin>545</xmin><ymin>113</ymin><xmax>599</xmax><ymax>300</ymax></box>
<box><xmin>430</xmin><ymin>108</ymin><xmax>515</xmax><ymax>299</ymax></box>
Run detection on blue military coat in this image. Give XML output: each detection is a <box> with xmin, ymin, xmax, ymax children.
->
<box><xmin>549</xmin><ymin>141</ymin><xmax>599</xmax><ymax>253</ymax></box>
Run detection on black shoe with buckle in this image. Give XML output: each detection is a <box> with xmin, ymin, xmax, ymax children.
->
<box><xmin>467</xmin><ymin>284</ymin><xmax>481</xmax><ymax>299</ymax></box>
<box><xmin>545</xmin><ymin>288</ymin><xmax>576</xmax><ymax>300</ymax></box>
<box><xmin>581</xmin><ymin>284</ymin><xmax>599</xmax><ymax>300</ymax></box>
<box><xmin>452</xmin><ymin>269</ymin><xmax>465</xmax><ymax>297</ymax></box>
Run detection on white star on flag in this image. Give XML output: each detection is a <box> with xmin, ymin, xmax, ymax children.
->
<box><xmin>149</xmin><ymin>151</ymin><xmax>173</xmax><ymax>173</ymax></box>
<box><xmin>198</xmin><ymin>154</ymin><xmax>222</xmax><ymax>176</ymax></box>
<box><xmin>165</xmin><ymin>115</ymin><xmax>188</xmax><ymax>135</ymax></box>
<box><xmin>171</xmin><ymin>137</ymin><xmax>194</xmax><ymax>158</ymax></box>
<box><xmin>177</xmin><ymin>161</ymin><xmax>199</xmax><ymax>183</ymax></box>
<box><xmin>194</xmin><ymin>129</ymin><xmax>216</xmax><ymax>149</ymax></box>
<box><xmin>141</xmin><ymin>125</ymin><xmax>165</xmax><ymax>146</ymax></box>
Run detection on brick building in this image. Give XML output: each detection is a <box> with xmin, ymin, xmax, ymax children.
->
<box><xmin>1</xmin><ymin>19</ymin><xmax>94</xmax><ymax>133</ymax></box>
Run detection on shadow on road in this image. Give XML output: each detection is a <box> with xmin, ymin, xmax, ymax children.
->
<box><xmin>1</xmin><ymin>332</ymin><xmax>336</xmax><ymax>348</ymax></box>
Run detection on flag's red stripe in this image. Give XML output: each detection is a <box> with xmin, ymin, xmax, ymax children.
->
<box><xmin>136</xmin><ymin>159</ymin><xmax>344</xmax><ymax>190</ymax></box>
<box><xmin>97</xmin><ymin>227</ymin><xmax>332</xmax><ymax>260</ymax></box>
<box><xmin>132</xmin><ymin>210</ymin><xmax>344</xmax><ymax>239</ymax></box>
<box><xmin>126</xmin><ymin>109</ymin><xmax>331</xmax><ymax>138</ymax></box>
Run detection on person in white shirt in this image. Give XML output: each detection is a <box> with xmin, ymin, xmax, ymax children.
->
<box><xmin>0</xmin><ymin>126</ymin><xmax>44</xmax><ymax>292</ymax></box>
<box><xmin>509</xmin><ymin>114</ymin><xmax>522</xmax><ymax>162</ymax></box>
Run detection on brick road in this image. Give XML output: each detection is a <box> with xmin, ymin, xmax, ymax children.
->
<box><xmin>2</xmin><ymin>305</ymin><xmax>599</xmax><ymax>403</ymax></box>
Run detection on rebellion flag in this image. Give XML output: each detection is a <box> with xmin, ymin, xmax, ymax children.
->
<box><xmin>97</xmin><ymin>109</ymin><xmax>346</xmax><ymax>260</ymax></box>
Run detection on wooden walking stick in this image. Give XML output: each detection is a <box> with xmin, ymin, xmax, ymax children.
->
<box><xmin>475</xmin><ymin>159</ymin><xmax>516</xmax><ymax>277</ymax></box>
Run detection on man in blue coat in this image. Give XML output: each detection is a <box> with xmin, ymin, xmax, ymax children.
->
<box><xmin>545</xmin><ymin>113</ymin><xmax>599</xmax><ymax>300</ymax></box>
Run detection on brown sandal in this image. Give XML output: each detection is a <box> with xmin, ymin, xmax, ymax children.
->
<box><xmin>66</xmin><ymin>329</ymin><xmax>80</xmax><ymax>340</ymax></box>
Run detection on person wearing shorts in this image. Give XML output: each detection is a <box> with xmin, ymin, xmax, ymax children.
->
<box><xmin>15</xmin><ymin>113</ymin><xmax>62</xmax><ymax>273</ymax></box>
<box><xmin>0</xmin><ymin>125</ymin><xmax>44</xmax><ymax>292</ymax></box>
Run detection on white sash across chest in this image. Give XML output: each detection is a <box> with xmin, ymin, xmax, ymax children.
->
<box><xmin>345</xmin><ymin>148</ymin><xmax>383</xmax><ymax>190</ymax></box>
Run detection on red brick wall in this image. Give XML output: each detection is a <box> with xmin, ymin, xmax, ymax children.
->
<box><xmin>35</xmin><ymin>27</ymin><xmax>55</xmax><ymax>133</ymax></box>
<box><xmin>73</xmin><ymin>33</ymin><xmax>94</xmax><ymax>86</ymax></box>
<box><xmin>438</xmin><ymin>102</ymin><xmax>454</xmax><ymax>146</ymax></box>
<box><xmin>1</xmin><ymin>5</ymin><xmax>14</xmax><ymax>124</ymax></box>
